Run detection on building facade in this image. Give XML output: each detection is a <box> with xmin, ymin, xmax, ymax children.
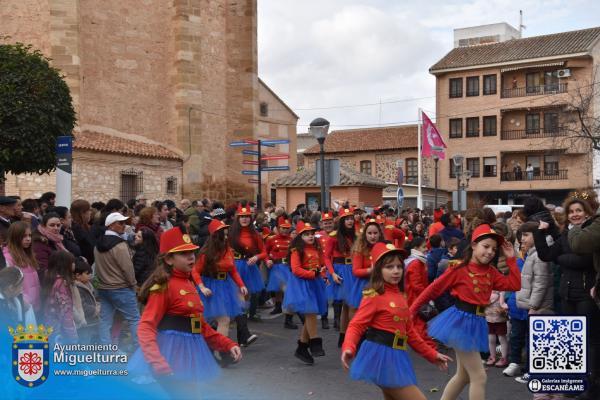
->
<box><xmin>431</xmin><ymin>25</ymin><xmax>600</xmax><ymax>207</ymax></box>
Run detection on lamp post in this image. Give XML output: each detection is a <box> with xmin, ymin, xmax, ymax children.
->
<box><xmin>309</xmin><ymin>118</ymin><xmax>330</xmax><ymax>211</ymax></box>
<box><xmin>433</xmin><ymin>155</ymin><xmax>439</xmax><ymax>210</ymax></box>
<box><xmin>452</xmin><ymin>154</ymin><xmax>472</xmax><ymax>212</ymax></box>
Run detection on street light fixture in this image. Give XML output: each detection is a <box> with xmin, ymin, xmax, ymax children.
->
<box><xmin>309</xmin><ymin>118</ymin><xmax>330</xmax><ymax>211</ymax></box>
<box><xmin>452</xmin><ymin>154</ymin><xmax>471</xmax><ymax>212</ymax></box>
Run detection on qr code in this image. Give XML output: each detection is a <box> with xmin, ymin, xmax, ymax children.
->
<box><xmin>529</xmin><ymin>316</ymin><xmax>586</xmax><ymax>374</ymax></box>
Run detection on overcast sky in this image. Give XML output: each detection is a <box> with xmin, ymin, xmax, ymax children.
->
<box><xmin>257</xmin><ymin>0</ymin><xmax>600</xmax><ymax>132</ymax></box>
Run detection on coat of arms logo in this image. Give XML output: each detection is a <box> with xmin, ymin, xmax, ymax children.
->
<box><xmin>9</xmin><ymin>324</ymin><xmax>53</xmax><ymax>388</ymax></box>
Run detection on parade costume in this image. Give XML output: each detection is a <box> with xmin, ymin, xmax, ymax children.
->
<box><xmin>324</xmin><ymin>208</ymin><xmax>357</xmax><ymax>304</ymax></box>
<box><xmin>348</xmin><ymin>218</ymin><xmax>381</xmax><ymax>309</ymax></box>
<box><xmin>383</xmin><ymin>218</ymin><xmax>406</xmax><ymax>250</ymax></box>
<box><xmin>129</xmin><ymin>228</ymin><xmax>237</xmax><ymax>382</ymax></box>
<box><xmin>343</xmin><ymin>243</ymin><xmax>438</xmax><ymax>388</ymax></box>
<box><xmin>404</xmin><ymin>250</ymin><xmax>436</xmax><ymax>349</ymax></box>
<box><xmin>265</xmin><ymin>217</ymin><xmax>292</xmax><ymax>292</ymax></box>
<box><xmin>410</xmin><ymin>225</ymin><xmax>521</xmax><ymax>352</ymax></box>
<box><xmin>316</xmin><ymin>211</ymin><xmax>336</xmax><ymax>330</ymax></box>
<box><xmin>232</xmin><ymin>206</ymin><xmax>267</xmax><ymax>294</ymax></box>
<box><xmin>192</xmin><ymin>219</ymin><xmax>246</xmax><ymax>320</ymax></box>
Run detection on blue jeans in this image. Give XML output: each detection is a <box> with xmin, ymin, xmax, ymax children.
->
<box><xmin>98</xmin><ymin>288</ymin><xmax>140</xmax><ymax>347</ymax></box>
<box><xmin>509</xmin><ymin>318</ymin><xmax>528</xmax><ymax>365</ymax></box>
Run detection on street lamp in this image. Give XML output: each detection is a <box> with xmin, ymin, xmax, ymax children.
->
<box><xmin>452</xmin><ymin>154</ymin><xmax>471</xmax><ymax>212</ymax></box>
<box><xmin>309</xmin><ymin>118</ymin><xmax>330</xmax><ymax>211</ymax></box>
<box><xmin>433</xmin><ymin>155</ymin><xmax>439</xmax><ymax>210</ymax></box>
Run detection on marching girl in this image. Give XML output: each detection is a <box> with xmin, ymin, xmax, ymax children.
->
<box><xmin>228</xmin><ymin>204</ymin><xmax>267</xmax><ymax>322</ymax></box>
<box><xmin>130</xmin><ymin>227</ymin><xmax>242</xmax><ymax>397</ymax></box>
<box><xmin>324</xmin><ymin>207</ymin><xmax>356</xmax><ymax>347</ymax></box>
<box><xmin>265</xmin><ymin>215</ymin><xmax>298</xmax><ymax>329</ymax></box>
<box><xmin>348</xmin><ymin>217</ymin><xmax>384</xmax><ymax>316</ymax></box>
<box><xmin>397</xmin><ymin>217</ymin><xmax>413</xmax><ymax>247</ymax></box>
<box><xmin>341</xmin><ymin>242</ymin><xmax>452</xmax><ymax>400</ymax></box>
<box><xmin>315</xmin><ymin>211</ymin><xmax>337</xmax><ymax>330</ymax></box>
<box><xmin>409</xmin><ymin>224</ymin><xmax>520</xmax><ymax>400</ymax></box>
<box><xmin>192</xmin><ymin>219</ymin><xmax>249</xmax><ymax>343</ymax></box>
<box><xmin>284</xmin><ymin>221</ymin><xmax>328</xmax><ymax>365</ymax></box>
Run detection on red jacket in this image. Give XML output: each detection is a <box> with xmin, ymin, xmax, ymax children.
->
<box><xmin>138</xmin><ymin>269</ymin><xmax>237</xmax><ymax>375</ymax></box>
<box><xmin>352</xmin><ymin>250</ymin><xmax>372</xmax><ymax>278</ymax></box>
<box><xmin>342</xmin><ymin>283</ymin><xmax>438</xmax><ymax>363</ymax></box>
<box><xmin>323</xmin><ymin>232</ymin><xmax>354</xmax><ymax>275</ymax></box>
<box><xmin>404</xmin><ymin>258</ymin><xmax>429</xmax><ymax>306</ymax></box>
<box><xmin>265</xmin><ymin>234</ymin><xmax>292</xmax><ymax>262</ymax></box>
<box><xmin>409</xmin><ymin>258</ymin><xmax>521</xmax><ymax>316</ymax></box>
<box><xmin>235</xmin><ymin>227</ymin><xmax>267</xmax><ymax>260</ymax></box>
<box><xmin>383</xmin><ymin>223</ymin><xmax>406</xmax><ymax>249</ymax></box>
<box><xmin>192</xmin><ymin>247</ymin><xmax>245</xmax><ymax>288</ymax></box>
<box><xmin>290</xmin><ymin>244</ymin><xmax>323</xmax><ymax>280</ymax></box>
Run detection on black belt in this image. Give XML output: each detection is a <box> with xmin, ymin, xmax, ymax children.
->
<box><xmin>204</xmin><ymin>272</ymin><xmax>228</xmax><ymax>280</ymax></box>
<box><xmin>454</xmin><ymin>298</ymin><xmax>486</xmax><ymax>316</ymax></box>
<box><xmin>233</xmin><ymin>252</ymin><xmax>250</xmax><ymax>260</ymax></box>
<box><xmin>272</xmin><ymin>258</ymin><xmax>288</xmax><ymax>264</ymax></box>
<box><xmin>364</xmin><ymin>327</ymin><xmax>407</xmax><ymax>350</ymax></box>
<box><xmin>333</xmin><ymin>257</ymin><xmax>352</xmax><ymax>265</ymax></box>
<box><xmin>158</xmin><ymin>314</ymin><xmax>203</xmax><ymax>334</ymax></box>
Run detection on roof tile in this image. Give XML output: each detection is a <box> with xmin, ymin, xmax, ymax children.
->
<box><xmin>74</xmin><ymin>131</ymin><xmax>182</xmax><ymax>160</ymax></box>
<box><xmin>274</xmin><ymin>166</ymin><xmax>387</xmax><ymax>188</ymax></box>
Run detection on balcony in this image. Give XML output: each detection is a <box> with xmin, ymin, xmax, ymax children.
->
<box><xmin>502</xmin><ymin>83</ymin><xmax>568</xmax><ymax>99</ymax></box>
<box><xmin>501</xmin><ymin>169</ymin><xmax>568</xmax><ymax>181</ymax></box>
<box><xmin>500</xmin><ymin>127</ymin><xmax>568</xmax><ymax>140</ymax></box>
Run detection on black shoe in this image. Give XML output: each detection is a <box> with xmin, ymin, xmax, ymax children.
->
<box><xmin>284</xmin><ymin>314</ymin><xmax>298</xmax><ymax>329</ymax></box>
<box><xmin>248</xmin><ymin>314</ymin><xmax>262</xmax><ymax>322</ymax></box>
<box><xmin>294</xmin><ymin>340</ymin><xmax>314</xmax><ymax>365</ymax></box>
<box><xmin>236</xmin><ymin>314</ymin><xmax>249</xmax><ymax>344</ymax></box>
<box><xmin>337</xmin><ymin>333</ymin><xmax>345</xmax><ymax>348</ymax></box>
<box><xmin>241</xmin><ymin>333</ymin><xmax>258</xmax><ymax>348</ymax></box>
<box><xmin>333</xmin><ymin>319</ymin><xmax>340</xmax><ymax>331</ymax></box>
<box><xmin>321</xmin><ymin>318</ymin><xmax>330</xmax><ymax>330</ymax></box>
<box><xmin>309</xmin><ymin>338</ymin><xmax>325</xmax><ymax>357</ymax></box>
<box><xmin>269</xmin><ymin>304</ymin><xmax>283</xmax><ymax>315</ymax></box>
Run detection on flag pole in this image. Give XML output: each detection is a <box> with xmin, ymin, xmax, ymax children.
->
<box><xmin>417</xmin><ymin>108</ymin><xmax>423</xmax><ymax>210</ymax></box>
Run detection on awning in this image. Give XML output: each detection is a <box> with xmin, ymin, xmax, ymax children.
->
<box><xmin>500</xmin><ymin>61</ymin><xmax>565</xmax><ymax>73</ymax></box>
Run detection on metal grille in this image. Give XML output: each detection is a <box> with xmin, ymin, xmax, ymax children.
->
<box><xmin>166</xmin><ymin>176</ymin><xmax>177</xmax><ymax>195</ymax></box>
<box><xmin>120</xmin><ymin>169</ymin><xmax>143</xmax><ymax>202</ymax></box>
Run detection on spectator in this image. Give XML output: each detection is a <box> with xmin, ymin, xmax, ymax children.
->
<box><xmin>439</xmin><ymin>213</ymin><xmax>465</xmax><ymax>246</ymax></box>
<box><xmin>0</xmin><ymin>196</ymin><xmax>18</xmax><ymax>240</ymax></box>
<box><xmin>135</xmin><ymin>194</ymin><xmax>147</xmax><ymax>207</ymax></box>
<box><xmin>526</xmin><ymin>164</ymin><xmax>534</xmax><ymax>180</ymax></box>
<box><xmin>0</xmin><ymin>266</ymin><xmax>36</xmax><ymax>327</ymax></box>
<box><xmin>426</xmin><ymin>234</ymin><xmax>445</xmax><ymax>282</ymax></box>
<box><xmin>32</xmin><ymin>212</ymin><xmax>67</xmax><ymax>281</ymax></box>
<box><xmin>132</xmin><ymin>226</ymin><xmax>159</xmax><ymax>286</ymax></box>
<box><xmin>38</xmin><ymin>192</ymin><xmax>56</xmax><ymax>215</ymax></box>
<box><xmin>135</xmin><ymin>206</ymin><xmax>163</xmax><ymax>243</ymax></box>
<box><xmin>180</xmin><ymin>198</ymin><xmax>191</xmax><ymax>212</ymax></box>
<box><xmin>50</xmin><ymin>206</ymin><xmax>82</xmax><ymax>258</ymax></box>
<box><xmin>412</xmin><ymin>221</ymin><xmax>426</xmax><ymax>239</ymax></box>
<box><xmin>186</xmin><ymin>200</ymin><xmax>212</xmax><ymax>247</ymax></box>
<box><xmin>70</xmin><ymin>199</ymin><xmax>96</xmax><ymax>264</ymax></box>
<box><xmin>94</xmin><ymin>212</ymin><xmax>139</xmax><ymax>346</ymax></box>
<box><xmin>156</xmin><ymin>202</ymin><xmax>174</xmax><ymax>231</ymax></box>
<box><xmin>74</xmin><ymin>257</ymin><xmax>99</xmax><ymax>344</ymax></box>
<box><xmin>21</xmin><ymin>198</ymin><xmax>41</xmax><ymax>230</ymax></box>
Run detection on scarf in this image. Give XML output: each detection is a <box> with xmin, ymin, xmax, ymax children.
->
<box><xmin>37</xmin><ymin>225</ymin><xmax>67</xmax><ymax>252</ymax></box>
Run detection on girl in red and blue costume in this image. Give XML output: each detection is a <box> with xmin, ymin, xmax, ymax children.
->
<box><xmin>315</xmin><ymin>211</ymin><xmax>337</xmax><ymax>330</ymax></box>
<box><xmin>341</xmin><ymin>242</ymin><xmax>451</xmax><ymax>400</ymax></box>
<box><xmin>284</xmin><ymin>221</ymin><xmax>328</xmax><ymax>365</ymax></box>
<box><xmin>193</xmin><ymin>219</ymin><xmax>248</xmax><ymax>339</ymax></box>
<box><xmin>409</xmin><ymin>223</ymin><xmax>520</xmax><ymax>400</ymax></box>
<box><xmin>129</xmin><ymin>227</ymin><xmax>242</xmax><ymax>395</ymax></box>
<box><xmin>348</xmin><ymin>218</ymin><xmax>384</xmax><ymax>311</ymax></box>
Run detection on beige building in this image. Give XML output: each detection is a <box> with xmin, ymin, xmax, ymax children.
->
<box><xmin>431</xmin><ymin>24</ymin><xmax>600</xmax><ymax>207</ymax></box>
<box><xmin>2</xmin><ymin>0</ymin><xmax>297</xmax><ymax>205</ymax></box>
<box><xmin>301</xmin><ymin>126</ymin><xmax>447</xmax><ymax>210</ymax></box>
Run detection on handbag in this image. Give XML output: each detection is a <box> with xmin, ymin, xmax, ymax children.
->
<box><xmin>417</xmin><ymin>300</ymin><xmax>439</xmax><ymax>321</ymax></box>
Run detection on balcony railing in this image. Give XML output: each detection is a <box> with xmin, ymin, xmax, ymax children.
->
<box><xmin>501</xmin><ymin>169</ymin><xmax>568</xmax><ymax>181</ymax></box>
<box><xmin>502</xmin><ymin>83</ymin><xmax>568</xmax><ymax>98</ymax></box>
<box><xmin>500</xmin><ymin>127</ymin><xmax>568</xmax><ymax>140</ymax></box>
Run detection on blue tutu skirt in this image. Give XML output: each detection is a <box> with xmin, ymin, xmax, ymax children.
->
<box><xmin>199</xmin><ymin>276</ymin><xmax>246</xmax><ymax>320</ymax></box>
<box><xmin>326</xmin><ymin>271</ymin><xmax>342</xmax><ymax>301</ymax></box>
<box><xmin>235</xmin><ymin>259</ymin><xmax>264</xmax><ymax>294</ymax></box>
<box><xmin>350</xmin><ymin>340</ymin><xmax>417</xmax><ymax>388</ymax></box>
<box><xmin>428</xmin><ymin>305</ymin><xmax>488</xmax><ymax>352</ymax></box>
<box><xmin>266</xmin><ymin>263</ymin><xmax>291</xmax><ymax>292</ymax></box>
<box><xmin>128</xmin><ymin>330</ymin><xmax>221</xmax><ymax>381</ymax></box>
<box><xmin>327</xmin><ymin>263</ymin><xmax>356</xmax><ymax>303</ymax></box>
<box><xmin>283</xmin><ymin>274</ymin><xmax>328</xmax><ymax>315</ymax></box>
<box><xmin>348</xmin><ymin>277</ymin><xmax>369</xmax><ymax>309</ymax></box>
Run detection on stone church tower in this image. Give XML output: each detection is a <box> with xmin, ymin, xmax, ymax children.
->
<box><xmin>1</xmin><ymin>0</ymin><xmax>259</xmax><ymax>202</ymax></box>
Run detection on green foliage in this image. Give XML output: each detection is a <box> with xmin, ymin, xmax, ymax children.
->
<box><xmin>0</xmin><ymin>42</ymin><xmax>76</xmax><ymax>175</ymax></box>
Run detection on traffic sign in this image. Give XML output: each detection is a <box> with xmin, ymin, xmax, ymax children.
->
<box><xmin>243</xmin><ymin>160</ymin><xmax>259</xmax><ymax>165</ymax></box>
<box><xmin>261</xmin><ymin>154</ymin><xmax>289</xmax><ymax>161</ymax></box>
<box><xmin>242</xmin><ymin>149</ymin><xmax>259</xmax><ymax>156</ymax></box>
<box><xmin>242</xmin><ymin>170</ymin><xmax>259</xmax><ymax>175</ymax></box>
<box><xmin>248</xmin><ymin>179</ymin><xmax>259</xmax><ymax>184</ymax></box>
<box><xmin>261</xmin><ymin>166</ymin><xmax>290</xmax><ymax>172</ymax></box>
<box><xmin>229</xmin><ymin>141</ymin><xmax>255</xmax><ymax>147</ymax></box>
<box><xmin>261</xmin><ymin>139</ymin><xmax>290</xmax><ymax>145</ymax></box>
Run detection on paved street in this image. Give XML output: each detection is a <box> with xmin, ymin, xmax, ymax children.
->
<box><xmin>200</xmin><ymin>307</ymin><xmax>530</xmax><ymax>400</ymax></box>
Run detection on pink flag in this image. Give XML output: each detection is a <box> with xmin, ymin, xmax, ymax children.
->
<box><xmin>421</xmin><ymin>111</ymin><xmax>447</xmax><ymax>159</ymax></box>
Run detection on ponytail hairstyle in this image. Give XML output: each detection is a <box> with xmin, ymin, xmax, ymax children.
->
<box><xmin>368</xmin><ymin>251</ymin><xmax>407</xmax><ymax>295</ymax></box>
<box><xmin>336</xmin><ymin>215</ymin><xmax>356</xmax><ymax>255</ymax></box>
<box><xmin>200</xmin><ymin>229</ymin><xmax>228</xmax><ymax>278</ymax></box>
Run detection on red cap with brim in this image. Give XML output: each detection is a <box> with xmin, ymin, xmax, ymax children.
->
<box><xmin>471</xmin><ymin>224</ymin><xmax>505</xmax><ymax>245</ymax></box>
<box><xmin>371</xmin><ymin>242</ymin><xmax>408</xmax><ymax>264</ymax></box>
<box><xmin>296</xmin><ymin>221</ymin><xmax>317</xmax><ymax>235</ymax></box>
<box><xmin>160</xmin><ymin>227</ymin><xmax>199</xmax><ymax>253</ymax></box>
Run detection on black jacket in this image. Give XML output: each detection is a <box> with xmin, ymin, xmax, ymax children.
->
<box><xmin>61</xmin><ymin>227</ymin><xmax>82</xmax><ymax>259</ymax></box>
<box><xmin>95</xmin><ymin>234</ymin><xmax>125</xmax><ymax>253</ymax></box>
<box><xmin>72</xmin><ymin>222</ymin><xmax>96</xmax><ymax>264</ymax></box>
<box><xmin>132</xmin><ymin>229</ymin><xmax>159</xmax><ymax>285</ymax></box>
<box><xmin>534</xmin><ymin>221</ymin><xmax>595</xmax><ymax>301</ymax></box>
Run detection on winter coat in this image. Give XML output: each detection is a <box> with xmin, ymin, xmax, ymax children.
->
<box><xmin>61</xmin><ymin>227</ymin><xmax>82</xmax><ymax>258</ymax></box>
<box><xmin>439</xmin><ymin>226</ymin><xmax>465</xmax><ymax>246</ymax></box>
<box><xmin>516</xmin><ymin>247</ymin><xmax>554</xmax><ymax>314</ymax></box>
<box><xmin>93</xmin><ymin>231</ymin><xmax>136</xmax><ymax>290</ymax></box>
<box><xmin>534</xmin><ymin>222</ymin><xmax>595</xmax><ymax>302</ymax></box>
<box><xmin>32</xmin><ymin>229</ymin><xmax>59</xmax><ymax>281</ymax></box>
<box><xmin>72</xmin><ymin>222</ymin><xmax>96</xmax><ymax>264</ymax></box>
<box><xmin>44</xmin><ymin>277</ymin><xmax>78</xmax><ymax>342</ymax></box>
<box><xmin>132</xmin><ymin>229</ymin><xmax>159</xmax><ymax>285</ymax></box>
<box><xmin>2</xmin><ymin>247</ymin><xmax>41</xmax><ymax>313</ymax></box>
<box><xmin>426</xmin><ymin>247</ymin><xmax>446</xmax><ymax>283</ymax></box>
<box><xmin>569</xmin><ymin>215</ymin><xmax>600</xmax><ymax>287</ymax></box>
<box><xmin>74</xmin><ymin>280</ymin><xmax>99</xmax><ymax>326</ymax></box>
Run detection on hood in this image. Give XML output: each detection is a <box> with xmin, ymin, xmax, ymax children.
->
<box><xmin>96</xmin><ymin>234</ymin><xmax>125</xmax><ymax>253</ymax></box>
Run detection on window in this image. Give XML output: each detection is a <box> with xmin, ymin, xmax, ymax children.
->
<box><xmin>526</xmin><ymin>155</ymin><xmax>541</xmax><ymax>176</ymax></box>
<box><xmin>466</xmin><ymin>157</ymin><xmax>480</xmax><ymax>177</ymax></box>
<box><xmin>483</xmin><ymin>116</ymin><xmax>497</xmax><ymax>136</ymax></box>
<box><xmin>360</xmin><ymin>160</ymin><xmax>372</xmax><ymax>175</ymax></box>
<box><xmin>466</xmin><ymin>117</ymin><xmax>479</xmax><ymax>137</ymax></box>
<box><xmin>120</xmin><ymin>169</ymin><xmax>143</xmax><ymax>202</ymax></box>
<box><xmin>466</xmin><ymin>76</ymin><xmax>479</xmax><ymax>96</ymax></box>
<box><xmin>406</xmin><ymin>158</ymin><xmax>418</xmax><ymax>184</ymax></box>
<box><xmin>526</xmin><ymin>113</ymin><xmax>540</xmax><ymax>134</ymax></box>
<box><xmin>449</xmin><ymin>78</ymin><xmax>463</xmax><ymax>98</ymax></box>
<box><xmin>483</xmin><ymin>157</ymin><xmax>497</xmax><ymax>177</ymax></box>
<box><xmin>544</xmin><ymin>112</ymin><xmax>559</xmax><ymax>133</ymax></box>
<box><xmin>259</xmin><ymin>102</ymin><xmax>269</xmax><ymax>117</ymax></box>
<box><xmin>526</xmin><ymin>72</ymin><xmax>543</xmax><ymax>94</ymax></box>
<box><xmin>483</xmin><ymin>74</ymin><xmax>497</xmax><ymax>95</ymax></box>
<box><xmin>544</xmin><ymin>71</ymin><xmax>559</xmax><ymax>92</ymax></box>
<box><xmin>449</xmin><ymin>159</ymin><xmax>457</xmax><ymax>178</ymax></box>
<box><xmin>449</xmin><ymin>118</ymin><xmax>462</xmax><ymax>138</ymax></box>
<box><xmin>544</xmin><ymin>155</ymin><xmax>559</xmax><ymax>175</ymax></box>
<box><xmin>166</xmin><ymin>176</ymin><xmax>178</xmax><ymax>195</ymax></box>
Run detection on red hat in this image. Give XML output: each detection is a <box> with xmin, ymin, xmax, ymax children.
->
<box><xmin>338</xmin><ymin>207</ymin><xmax>355</xmax><ymax>219</ymax></box>
<box><xmin>371</xmin><ymin>242</ymin><xmax>407</xmax><ymax>265</ymax></box>
<box><xmin>296</xmin><ymin>221</ymin><xmax>317</xmax><ymax>235</ymax></box>
<box><xmin>236</xmin><ymin>205</ymin><xmax>252</xmax><ymax>216</ymax></box>
<box><xmin>262</xmin><ymin>226</ymin><xmax>272</xmax><ymax>239</ymax></box>
<box><xmin>208</xmin><ymin>219</ymin><xmax>229</xmax><ymax>235</ymax></box>
<box><xmin>277</xmin><ymin>216</ymin><xmax>291</xmax><ymax>228</ymax></box>
<box><xmin>321</xmin><ymin>211</ymin><xmax>333</xmax><ymax>221</ymax></box>
<box><xmin>159</xmin><ymin>227</ymin><xmax>199</xmax><ymax>254</ymax></box>
<box><xmin>364</xmin><ymin>217</ymin><xmax>380</xmax><ymax>227</ymax></box>
<box><xmin>471</xmin><ymin>224</ymin><xmax>504</xmax><ymax>245</ymax></box>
